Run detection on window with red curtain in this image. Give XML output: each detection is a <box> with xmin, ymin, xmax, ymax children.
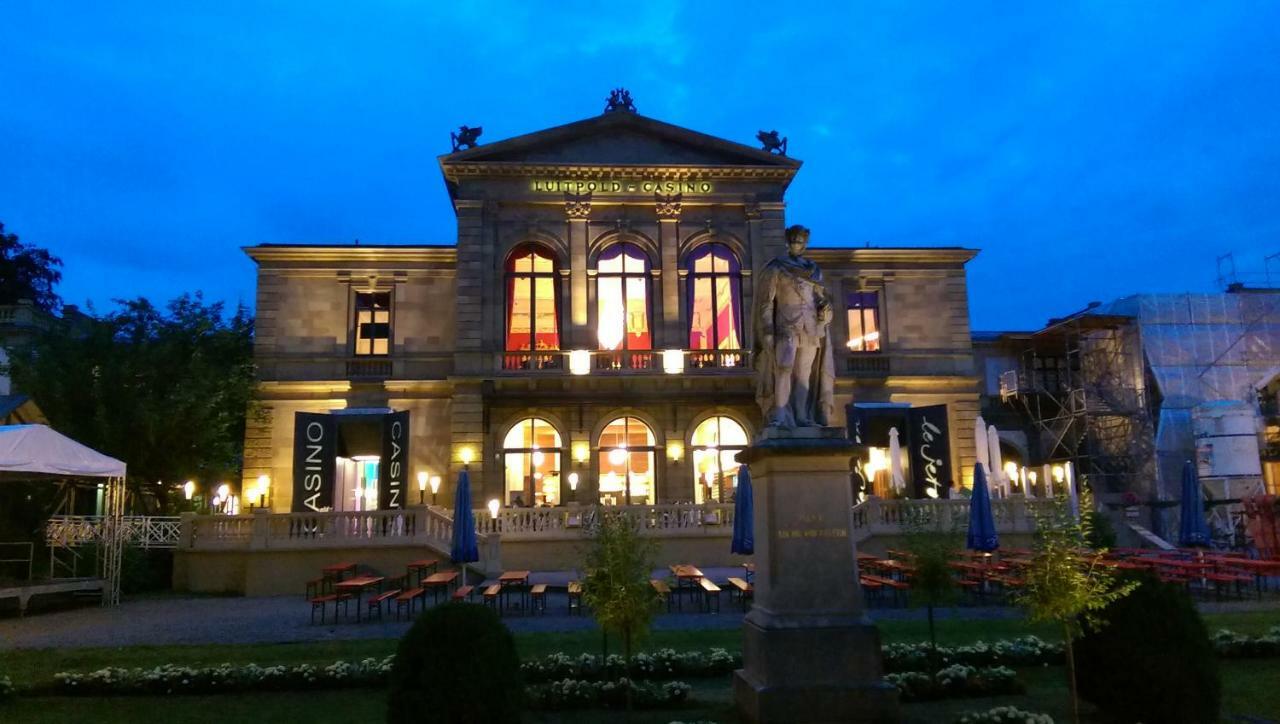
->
<box><xmin>686</xmin><ymin>243</ymin><xmax>742</xmax><ymax>351</ymax></box>
<box><xmin>595</xmin><ymin>243</ymin><xmax>651</xmax><ymax>351</ymax></box>
<box><xmin>505</xmin><ymin>246</ymin><xmax>560</xmax><ymax>352</ymax></box>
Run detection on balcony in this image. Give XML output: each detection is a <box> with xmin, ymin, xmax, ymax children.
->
<box><xmin>844</xmin><ymin>353</ymin><xmax>890</xmax><ymax>377</ymax></box>
<box><xmin>345</xmin><ymin>358</ymin><xmax>393</xmax><ymax>379</ymax></box>
<box><xmin>500</xmin><ymin>349</ymin><xmax>752</xmax><ymax>374</ymax></box>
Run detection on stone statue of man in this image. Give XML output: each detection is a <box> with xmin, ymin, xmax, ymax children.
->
<box><xmin>753</xmin><ymin>224</ymin><xmax>837</xmax><ymax>430</ymax></box>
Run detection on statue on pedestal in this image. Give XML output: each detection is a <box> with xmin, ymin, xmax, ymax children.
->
<box><xmin>753</xmin><ymin>225</ymin><xmax>837</xmax><ymax>430</ymax></box>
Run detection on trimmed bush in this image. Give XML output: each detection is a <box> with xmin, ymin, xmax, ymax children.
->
<box><xmin>884</xmin><ymin>665</ymin><xmax>1022</xmax><ymax>702</ymax></box>
<box><xmin>386</xmin><ymin>602</ymin><xmax>521</xmax><ymax>724</ymax></box>
<box><xmin>524</xmin><ymin>678</ymin><xmax>691</xmax><ymax>710</ymax></box>
<box><xmin>955</xmin><ymin>705</ymin><xmax>1053</xmax><ymax>723</ymax></box>
<box><xmin>1075</xmin><ymin>575</ymin><xmax>1219</xmax><ymax>724</ymax></box>
<box><xmin>0</xmin><ymin>674</ymin><xmax>13</xmax><ymax>704</ymax></box>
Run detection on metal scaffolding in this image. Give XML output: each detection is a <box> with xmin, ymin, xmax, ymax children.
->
<box><xmin>1000</xmin><ymin>309</ymin><xmax>1157</xmax><ymax>497</ymax></box>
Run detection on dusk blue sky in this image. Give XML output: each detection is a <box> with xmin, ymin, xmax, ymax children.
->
<box><xmin>3</xmin><ymin>2</ymin><xmax>1278</xmax><ymax>330</ymax></box>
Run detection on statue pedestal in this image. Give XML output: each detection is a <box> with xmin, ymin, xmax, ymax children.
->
<box><xmin>733</xmin><ymin>431</ymin><xmax>900</xmax><ymax>724</ymax></box>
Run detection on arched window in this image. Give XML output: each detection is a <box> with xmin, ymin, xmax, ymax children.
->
<box><xmin>690</xmin><ymin>416</ymin><xmax>749</xmax><ymax>503</ymax></box>
<box><xmin>505</xmin><ymin>245</ymin><xmax>560</xmax><ymax>370</ymax></box>
<box><xmin>597</xmin><ymin>416</ymin><xmax>656</xmax><ymax>505</ymax></box>
<box><xmin>595</xmin><ymin>244</ymin><xmax>652</xmax><ymax>367</ymax></box>
<box><xmin>686</xmin><ymin>243</ymin><xmax>742</xmax><ymax>367</ymax></box>
<box><xmin>502</xmin><ymin>418</ymin><xmax>562</xmax><ymax>506</ymax></box>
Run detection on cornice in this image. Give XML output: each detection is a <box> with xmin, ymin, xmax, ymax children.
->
<box><xmin>441</xmin><ymin>162</ymin><xmax>797</xmax><ymax>184</ymax></box>
<box><xmin>808</xmin><ymin>247</ymin><xmax>980</xmax><ymax>265</ymax></box>
<box><xmin>244</xmin><ymin>245</ymin><xmax>457</xmax><ymax>265</ymax></box>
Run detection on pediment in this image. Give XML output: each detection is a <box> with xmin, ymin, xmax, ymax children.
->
<box><xmin>440</xmin><ymin>112</ymin><xmax>800</xmax><ymax>170</ymax></box>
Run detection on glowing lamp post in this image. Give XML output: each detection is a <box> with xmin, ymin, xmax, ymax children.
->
<box><xmin>417</xmin><ymin>471</ymin><xmax>428</xmax><ymax>505</ymax></box>
<box><xmin>487</xmin><ymin>498</ymin><xmax>500</xmax><ymax>520</ymax></box>
<box><xmin>662</xmin><ymin>349</ymin><xmax>684</xmax><ymax>374</ymax></box>
<box><xmin>460</xmin><ymin>447</ymin><xmax>474</xmax><ymax>467</ymax></box>
<box><xmin>183</xmin><ymin>480</ymin><xmax>195</xmax><ymax>501</ymax></box>
<box><xmin>430</xmin><ymin>475</ymin><xmax>441</xmax><ymax>505</ymax></box>
<box><xmin>256</xmin><ymin>474</ymin><xmax>269</xmax><ymax>509</ymax></box>
<box><xmin>568</xmin><ymin>350</ymin><xmax>591</xmax><ymax>376</ymax></box>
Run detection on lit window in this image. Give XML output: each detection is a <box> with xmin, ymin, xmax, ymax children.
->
<box><xmin>595</xmin><ymin>244</ymin><xmax>651</xmax><ymax>352</ymax></box>
<box><xmin>354</xmin><ymin>291</ymin><xmax>391</xmax><ymax>356</ymax></box>
<box><xmin>846</xmin><ymin>291</ymin><xmax>880</xmax><ymax>352</ymax></box>
<box><xmin>505</xmin><ymin>246</ymin><xmax>560</xmax><ymax>369</ymax></box>
<box><xmin>502</xmin><ymin>418</ymin><xmax>562</xmax><ymax>507</ymax></box>
<box><xmin>597</xmin><ymin>416</ymin><xmax>656</xmax><ymax>505</ymax></box>
<box><xmin>690</xmin><ymin>416</ymin><xmax>749</xmax><ymax>503</ymax></box>
<box><xmin>687</xmin><ymin>244</ymin><xmax>742</xmax><ymax>353</ymax></box>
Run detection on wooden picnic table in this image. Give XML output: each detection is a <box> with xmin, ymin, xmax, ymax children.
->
<box><xmin>670</xmin><ymin>565</ymin><xmax>704</xmax><ymax>597</ymax></box>
<box><xmin>322</xmin><ymin>562</ymin><xmax>358</xmax><ymax>581</ymax></box>
<box><xmin>334</xmin><ymin>576</ymin><xmax>384</xmax><ymax>622</ymax></box>
<box><xmin>406</xmin><ymin>558</ymin><xmax>440</xmax><ymax>586</ymax></box>
<box><xmin>499</xmin><ymin>570</ymin><xmax>531</xmax><ymax>613</ymax></box>
<box><xmin>876</xmin><ymin>559</ymin><xmax>915</xmax><ymax>579</ymax></box>
<box><xmin>856</xmin><ymin>551</ymin><xmax>880</xmax><ymax>562</ymax></box>
<box><xmin>422</xmin><ymin>571</ymin><xmax>459</xmax><ymax>604</ymax></box>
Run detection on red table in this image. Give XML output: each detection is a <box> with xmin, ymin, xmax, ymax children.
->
<box><xmin>334</xmin><ymin>575</ymin><xmax>384</xmax><ymax>622</ymax></box>
<box><xmin>423</xmin><ymin>571</ymin><xmax>459</xmax><ymax>604</ymax></box>
<box><xmin>499</xmin><ymin>570</ymin><xmax>531</xmax><ymax>612</ymax></box>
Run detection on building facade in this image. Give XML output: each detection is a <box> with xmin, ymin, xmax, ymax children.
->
<box><xmin>242</xmin><ymin>101</ymin><xmax>982</xmax><ymax>513</ymax></box>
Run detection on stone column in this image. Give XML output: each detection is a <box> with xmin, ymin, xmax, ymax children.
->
<box><xmin>656</xmin><ymin>194</ymin><xmax>682</xmax><ymax>347</ymax></box>
<box><xmin>566</xmin><ymin>193</ymin><xmax>592</xmax><ymax>348</ymax></box>
<box><xmin>733</xmin><ymin>431</ymin><xmax>900</xmax><ymax>724</ymax></box>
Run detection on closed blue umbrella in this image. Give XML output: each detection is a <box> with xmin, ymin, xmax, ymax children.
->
<box><xmin>451</xmin><ymin>468</ymin><xmax>479</xmax><ymax>564</ymax></box>
<box><xmin>731</xmin><ymin>464</ymin><xmax>754</xmax><ymax>555</ymax></box>
<box><xmin>967</xmin><ymin>463</ymin><xmax>1000</xmax><ymax>552</ymax></box>
<box><xmin>1178</xmin><ymin>460</ymin><xmax>1210</xmax><ymax>547</ymax></box>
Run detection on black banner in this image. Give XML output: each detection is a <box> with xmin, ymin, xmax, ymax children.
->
<box><xmin>293</xmin><ymin>412</ymin><xmax>336</xmax><ymax>512</ymax></box>
<box><xmin>380</xmin><ymin>410</ymin><xmax>410</xmax><ymax>510</ymax></box>
<box><xmin>907</xmin><ymin>405</ymin><xmax>951</xmax><ymax>499</ymax></box>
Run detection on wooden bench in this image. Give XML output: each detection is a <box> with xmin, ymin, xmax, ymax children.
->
<box><xmin>452</xmin><ymin>585</ymin><xmax>475</xmax><ymax>602</ymax></box>
<box><xmin>309</xmin><ymin>593</ymin><xmax>350</xmax><ymax>624</ymax></box>
<box><xmin>699</xmin><ymin>578</ymin><xmax>721</xmax><ymax>614</ymax></box>
<box><xmin>394</xmin><ymin>588</ymin><xmax>426</xmax><ymax>620</ymax></box>
<box><xmin>482</xmin><ymin>584</ymin><xmax>502</xmax><ymax>613</ymax></box>
<box><xmin>366</xmin><ymin>589</ymin><xmax>401</xmax><ymax>620</ymax></box>
<box><xmin>305</xmin><ymin>577</ymin><xmax>327</xmax><ymax>599</ymax></box>
<box><xmin>567</xmin><ymin>581</ymin><xmax>583</xmax><ymax>615</ymax></box>
<box><xmin>726</xmin><ymin>577</ymin><xmax>753</xmax><ymax>610</ymax></box>
<box><xmin>650</xmin><ymin>579</ymin><xmax>674</xmax><ymax>612</ymax></box>
<box><xmin>530</xmin><ymin>584</ymin><xmax>548</xmax><ymax>614</ymax></box>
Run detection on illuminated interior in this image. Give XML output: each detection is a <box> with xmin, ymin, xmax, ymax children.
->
<box><xmin>687</xmin><ymin>244</ymin><xmax>742</xmax><ymax>352</ymax></box>
<box><xmin>354</xmin><ymin>291</ymin><xmax>391</xmax><ymax>356</ymax></box>
<box><xmin>597</xmin><ymin>416</ymin><xmax>655</xmax><ymax>505</ymax></box>
<box><xmin>505</xmin><ymin>246</ymin><xmax>560</xmax><ymax>352</ymax></box>
<box><xmin>846</xmin><ymin>291</ymin><xmax>880</xmax><ymax>352</ymax></box>
<box><xmin>502</xmin><ymin>418</ymin><xmax>562</xmax><ymax>506</ymax></box>
<box><xmin>690</xmin><ymin>416</ymin><xmax>748</xmax><ymax>503</ymax></box>
<box><xmin>595</xmin><ymin>244</ymin><xmax>651</xmax><ymax>351</ymax></box>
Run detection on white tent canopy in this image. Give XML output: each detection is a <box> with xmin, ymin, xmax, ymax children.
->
<box><xmin>0</xmin><ymin>424</ymin><xmax>127</xmax><ymax>606</ymax></box>
<box><xmin>0</xmin><ymin>424</ymin><xmax>126</xmax><ymax>479</ymax></box>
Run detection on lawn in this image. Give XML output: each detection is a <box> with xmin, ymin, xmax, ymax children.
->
<box><xmin>3</xmin><ymin>609</ymin><xmax>1277</xmax><ymax>722</ymax></box>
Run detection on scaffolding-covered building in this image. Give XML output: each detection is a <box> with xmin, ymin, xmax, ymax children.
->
<box><xmin>977</xmin><ymin>286</ymin><xmax>1280</xmax><ymax>535</ymax></box>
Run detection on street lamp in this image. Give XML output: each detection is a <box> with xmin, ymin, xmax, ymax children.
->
<box><xmin>487</xmin><ymin>498</ymin><xmax>500</xmax><ymax>520</ymax></box>
<box><xmin>183</xmin><ymin>480</ymin><xmax>195</xmax><ymax>501</ymax></box>
<box><xmin>417</xmin><ymin>471</ymin><xmax>428</xmax><ymax>505</ymax></box>
<box><xmin>430</xmin><ymin>475</ymin><xmax>441</xmax><ymax>505</ymax></box>
<box><xmin>256</xmin><ymin>474</ymin><xmax>269</xmax><ymax>509</ymax></box>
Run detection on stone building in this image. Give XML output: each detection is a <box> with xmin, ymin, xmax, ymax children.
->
<box><xmin>242</xmin><ymin>98</ymin><xmax>982</xmax><ymax>513</ymax></box>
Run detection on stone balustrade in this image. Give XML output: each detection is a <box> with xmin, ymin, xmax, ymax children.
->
<box><xmin>849</xmin><ymin>496</ymin><xmax>1058</xmax><ymax>543</ymax></box>
<box><xmin>473</xmin><ymin>503</ymin><xmax>736</xmax><ymax>540</ymax></box>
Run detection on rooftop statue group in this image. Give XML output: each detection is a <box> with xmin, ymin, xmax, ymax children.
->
<box><xmin>753</xmin><ymin>225</ymin><xmax>837</xmax><ymax>432</ymax></box>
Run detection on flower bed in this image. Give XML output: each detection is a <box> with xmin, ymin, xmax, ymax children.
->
<box><xmin>525</xmin><ymin>678</ymin><xmax>692</xmax><ymax>711</ymax></box>
<box><xmin>885</xmin><ymin>665</ymin><xmax>1023</xmax><ymax>702</ymax></box>
<box><xmin>1211</xmin><ymin>627</ymin><xmax>1280</xmax><ymax>658</ymax></box>
<box><xmin>955</xmin><ymin>705</ymin><xmax>1054</xmax><ymax>723</ymax></box>
<box><xmin>521</xmin><ymin>648</ymin><xmax>739</xmax><ymax>683</ymax></box>
<box><xmin>53</xmin><ymin>658</ymin><xmax>395</xmax><ymax>696</ymax></box>
<box><xmin>883</xmin><ymin>636</ymin><xmax>1063</xmax><ymax>672</ymax></box>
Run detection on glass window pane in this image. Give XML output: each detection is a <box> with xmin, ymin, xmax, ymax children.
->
<box><xmin>624</xmin><ymin>277</ymin><xmax>650</xmax><ymax>349</ymax></box>
<box><xmin>597</xmin><ymin>277</ymin><xmax>625</xmax><ymax>350</ymax></box>
<box><xmin>689</xmin><ymin>277</ymin><xmax>714</xmax><ymax>349</ymax></box>
<box><xmin>712</xmin><ymin>247</ymin><xmax>730</xmax><ymax>274</ymax></box>
<box><xmin>512</xmin><ymin>253</ymin><xmax>532</xmax><ymax>274</ymax></box>
<box><xmin>623</xmin><ymin>247</ymin><xmax>647</xmax><ymax>274</ymax></box>
<box><xmin>508</xmin><ymin>277</ymin><xmax>532</xmax><ymax>350</ymax></box>
<box><xmin>504</xmin><ymin>452</ymin><xmax>527</xmax><ymax>506</ymax></box>
<box><xmin>531</xmin><ymin>252</ymin><xmax>553</xmax><ymax>273</ymax></box>
<box><xmin>533</xmin><ymin>277</ymin><xmax>558</xmax><ymax>349</ymax></box>
<box><xmin>715</xmin><ymin>277</ymin><xmax>740</xmax><ymax>349</ymax></box>
<box><xmin>598</xmin><ymin>250</ymin><xmax>624</xmax><ymax>274</ymax></box>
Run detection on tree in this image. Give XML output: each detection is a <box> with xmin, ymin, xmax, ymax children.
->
<box><xmin>0</xmin><ymin>222</ymin><xmax>62</xmax><ymax>312</ymax></box>
<box><xmin>901</xmin><ymin>525</ymin><xmax>962</xmax><ymax>677</ymax></box>
<box><xmin>1015</xmin><ymin>487</ymin><xmax>1138</xmax><ymax>724</ymax></box>
<box><xmin>581</xmin><ymin>511</ymin><xmax>660</xmax><ymax>708</ymax></box>
<box><xmin>6</xmin><ymin>293</ymin><xmax>257</xmax><ymax>513</ymax></box>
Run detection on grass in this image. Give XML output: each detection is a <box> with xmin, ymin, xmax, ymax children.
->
<box><xmin>2</xmin><ymin>609</ymin><xmax>1277</xmax><ymax>722</ymax></box>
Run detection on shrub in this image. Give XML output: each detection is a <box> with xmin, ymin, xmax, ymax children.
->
<box><xmin>524</xmin><ymin>677</ymin><xmax>691</xmax><ymax>710</ymax></box>
<box><xmin>1075</xmin><ymin>575</ymin><xmax>1219</xmax><ymax>724</ymax></box>
<box><xmin>0</xmin><ymin>674</ymin><xmax>13</xmax><ymax>704</ymax></box>
<box><xmin>385</xmin><ymin>602</ymin><xmax>521</xmax><ymax>724</ymax></box>
<box><xmin>1083</xmin><ymin>511</ymin><xmax>1116</xmax><ymax>550</ymax></box>
<box><xmin>884</xmin><ymin>665</ymin><xmax>1022</xmax><ymax>702</ymax></box>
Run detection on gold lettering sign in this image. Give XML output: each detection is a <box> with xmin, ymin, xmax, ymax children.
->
<box><xmin>531</xmin><ymin>179</ymin><xmax>713</xmax><ymax>194</ymax></box>
<box><xmin>777</xmin><ymin>528</ymin><xmax>849</xmax><ymax>539</ymax></box>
